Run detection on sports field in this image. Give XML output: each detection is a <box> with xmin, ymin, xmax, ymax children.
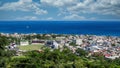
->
<box><xmin>18</xmin><ymin>44</ymin><xmax>44</xmax><ymax>51</ymax></box>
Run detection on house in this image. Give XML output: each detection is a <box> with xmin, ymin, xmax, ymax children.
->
<box><xmin>8</xmin><ymin>43</ymin><xmax>18</xmax><ymax>51</ymax></box>
<box><xmin>105</xmin><ymin>56</ymin><xmax>119</xmax><ymax>60</ymax></box>
<box><xmin>53</xmin><ymin>41</ymin><xmax>59</xmax><ymax>49</ymax></box>
<box><xmin>56</xmin><ymin>37</ymin><xmax>65</xmax><ymax>40</ymax></box>
<box><xmin>76</xmin><ymin>39</ymin><xmax>83</xmax><ymax>45</ymax></box>
<box><xmin>89</xmin><ymin>46</ymin><xmax>101</xmax><ymax>52</ymax></box>
<box><xmin>20</xmin><ymin>40</ymin><xmax>29</xmax><ymax>46</ymax></box>
<box><xmin>45</xmin><ymin>40</ymin><xmax>59</xmax><ymax>49</ymax></box>
<box><xmin>32</xmin><ymin>39</ymin><xmax>45</xmax><ymax>45</ymax></box>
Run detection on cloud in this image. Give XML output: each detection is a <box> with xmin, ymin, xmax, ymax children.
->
<box><xmin>63</xmin><ymin>14</ymin><xmax>86</xmax><ymax>20</ymax></box>
<box><xmin>67</xmin><ymin>0</ymin><xmax>120</xmax><ymax>15</ymax></box>
<box><xmin>63</xmin><ymin>14</ymin><xmax>96</xmax><ymax>20</ymax></box>
<box><xmin>0</xmin><ymin>0</ymin><xmax>120</xmax><ymax>20</ymax></box>
<box><xmin>16</xmin><ymin>16</ymin><xmax>39</xmax><ymax>20</ymax></box>
<box><xmin>37</xmin><ymin>17</ymin><xmax>54</xmax><ymax>20</ymax></box>
<box><xmin>40</xmin><ymin>0</ymin><xmax>120</xmax><ymax>20</ymax></box>
<box><xmin>45</xmin><ymin>17</ymin><xmax>53</xmax><ymax>20</ymax></box>
<box><xmin>41</xmin><ymin>0</ymin><xmax>120</xmax><ymax>16</ymax></box>
<box><xmin>16</xmin><ymin>16</ymin><xmax>54</xmax><ymax>20</ymax></box>
<box><xmin>41</xmin><ymin>0</ymin><xmax>78</xmax><ymax>7</ymax></box>
<box><xmin>0</xmin><ymin>0</ymin><xmax>47</xmax><ymax>15</ymax></box>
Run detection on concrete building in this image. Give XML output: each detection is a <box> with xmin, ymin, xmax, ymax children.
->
<box><xmin>76</xmin><ymin>39</ymin><xmax>83</xmax><ymax>45</ymax></box>
<box><xmin>20</xmin><ymin>41</ymin><xmax>29</xmax><ymax>46</ymax></box>
<box><xmin>32</xmin><ymin>39</ymin><xmax>45</xmax><ymax>45</ymax></box>
<box><xmin>46</xmin><ymin>40</ymin><xmax>59</xmax><ymax>49</ymax></box>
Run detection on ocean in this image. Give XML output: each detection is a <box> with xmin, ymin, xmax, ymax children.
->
<box><xmin>0</xmin><ymin>21</ymin><xmax>120</xmax><ymax>36</ymax></box>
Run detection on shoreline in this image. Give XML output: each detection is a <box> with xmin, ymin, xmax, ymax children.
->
<box><xmin>1</xmin><ymin>32</ymin><xmax>120</xmax><ymax>37</ymax></box>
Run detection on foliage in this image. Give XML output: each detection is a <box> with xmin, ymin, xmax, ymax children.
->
<box><xmin>0</xmin><ymin>36</ymin><xmax>10</xmax><ymax>49</ymax></box>
<box><xmin>0</xmin><ymin>35</ymin><xmax>17</xmax><ymax>68</ymax></box>
<box><xmin>7</xmin><ymin>47</ymin><xmax>120</xmax><ymax>68</ymax></box>
<box><xmin>76</xmin><ymin>48</ymin><xmax>88</xmax><ymax>56</ymax></box>
<box><xmin>69</xmin><ymin>42</ymin><xmax>77</xmax><ymax>46</ymax></box>
<box><xmin>0</xmin><ymin>35</ymin><xmax>120</xmax><ymax>68</ymax></box>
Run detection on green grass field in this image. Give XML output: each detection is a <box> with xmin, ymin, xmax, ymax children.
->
<box><xmin>18</xmin><ymin>44</ymin><xmax>44</xmax><ymax>51</ymax></box>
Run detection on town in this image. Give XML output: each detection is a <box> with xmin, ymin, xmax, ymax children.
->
<box><xmin>1</xmin><ymin>33</ymin><xmax>120</xmax><ymax>60</ymax></box>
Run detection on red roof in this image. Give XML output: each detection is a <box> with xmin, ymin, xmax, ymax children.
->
<box><xmin>105</xmin><ymin>54</ymin><xmax>111</xmax><ymax>57</ymax></box>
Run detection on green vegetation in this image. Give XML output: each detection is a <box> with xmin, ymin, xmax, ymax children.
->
<box><xmin>6</xmin><ymin>48</ymin><xmax>120</xmax><ymax>68</ymax></box>
<box><xmin>0</xmin><ymin>35</ymin><xmax>9</xmax><ymax>49</ymax></box>
<box><xmin>0</xmin><ymin>35</ymin><xmax>16</xmax><ymax>68</ymax></box>
<box><xmin>0</xmin><ymin>35</ymin><xmax>120</xmax><ymax>68</ymax></box>
<box><xmin>76</xmin><ymin>48</ymin><xmax>88</xmax><ymax>56</ymax></box>
<box><xmin>69</xmin><ymin>42</ymin><xmax>77</xmax><ymax>46</ymax></box>
<box><xmin>18</xmin><ymin>45</ymin><xmax>44</xmax><ymax>51</ymax></box>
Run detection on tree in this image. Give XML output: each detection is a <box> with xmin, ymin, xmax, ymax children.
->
<box><xmin>73</xmin><ymin>59</ymin><xmax>85</xmax><ymax>68</ymax></box>
<box><xmin>69</xmin><ymin>42</ymin><xmax>77</xmax><ymax>46</ymax></box>
<box><xmin>76</xmin><ymin>48</ymin><xmax>88</xmax><ymax>56</ymax></box>
<box><xmin>0</xmin><ymin>36</ymin><xmax>9</xmax><ymax>49</ymax></box>
<box><xmin>0</xmin><ymin>35</ymin><xmax>16</xmax><ymax>68</ymax></box>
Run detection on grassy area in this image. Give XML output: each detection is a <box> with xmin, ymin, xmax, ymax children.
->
<box><xmin>18</xmin><ymin>44</ymin><xmax>44</xmax><ymax>51</ymax></box>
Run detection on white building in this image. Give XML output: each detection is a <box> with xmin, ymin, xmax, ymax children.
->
<box><xmin>53</xmin><ymin>41</ymin><xmax>59</xmax><ymax>49</ymax></box>
<box><xmin>76</xmin><ymin>39</ymin><xmax>83</xmax><ymax>45</ymax></box>
<box><xmin>20</xmin><ymin>41</ymin><xmax>29</xmax><ymax>46</ymax></box>
<box><xmin>46</xmin><ymin>40</ymin><xmax>59</xmax><ymax>49</ymax></box>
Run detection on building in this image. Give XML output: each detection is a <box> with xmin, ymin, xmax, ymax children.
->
<box><xmin>46</xmin><ymin>40</ymin><xmax>59</xmax><ymax>49</ymax></box>
<box><xmin>32</xmin><ymin>39</ymin><xmax>45</xmax><ymax>45</ymax></box>
<box><xmin>20</xmin><ymin>40</ymin><xmax>29</xmax><ymax>46</ymax></box>
<box><xmin>76</xmin><ymin>39</ymin><xmax>83</xmax><ymax>45</ymax></box>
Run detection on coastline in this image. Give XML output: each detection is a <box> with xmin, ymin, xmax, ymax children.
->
<box><xmin>0</xmin><ymin>32</ymin><xmax>120</xmax><ymax>37</ymax></box>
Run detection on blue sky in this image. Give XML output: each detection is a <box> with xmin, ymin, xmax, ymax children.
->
<box><xmin>0</xmin><ymin>0</ymin><xmax>120</xmax><ymax>20</ymax></box>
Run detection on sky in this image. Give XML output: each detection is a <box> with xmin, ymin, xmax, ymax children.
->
<box><xmin>0</xmin><ymin>0</ymin><xmax>120</xmax><ymax>21</ymax></box>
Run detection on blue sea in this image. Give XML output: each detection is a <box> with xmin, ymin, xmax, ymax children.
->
<box><xmin>0</xmin><ymin>21</ymin><xmax>120</xmax><ymax>36</ymax></box>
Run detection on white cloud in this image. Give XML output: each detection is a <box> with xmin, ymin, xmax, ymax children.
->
<box><xmin>67</xmin><ymin>0</ymin><xmax>120</xmax><ymax>15</ymax></box>
<box><xmin>1</xmin><ymin>0</ymin><xmax>120</xmax><ymax>20</ymax></box>
<box><xmin>16</xmin><ymin>16</ymin><xmax>39</xmax><ymax>20</ymax></box>
<box><xmin>63</xmin><ymin>14</ymin><xmax>96</xmax><ymax>20</ymax></box>
<box><xmin>16</xmin><ymin>16</ymin><xmax>54</xmax><ymax>20</ymax></box>
<box><xmin>41</xmin><ymin>0</ymin><xmax>120</xmax><ymax>16</ymax></box>
<box><xmin>41</xmin><ymin>0</ymin><xmax>78</xmax><ymax>7</ymax></box>
<box><xmin>63</xmin><ymin>14</ymin><xmax>86</xmax><ymax>20</ymax></box>
<box><xmin>0</xmin><ymin>0</ymin><xmax>47</xmax><ymax>15</ymax></box>
<box><xmin>45</xmin><ymin>17</ymin><xmax>53</xmax><ymax>20</ymax></box>
<box><xmin>39</xmin><ymin>17</ymin><xmax>54</xmax><ymax>20</ymax></box>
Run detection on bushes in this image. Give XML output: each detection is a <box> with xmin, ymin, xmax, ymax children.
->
<box><xmin>76</xmin><ymin>48</ymin><xmax>88</xmax><ymax>56</ymax></box>
<box><xmin>1</xmin><ymin>48</ymin><xmax>120</xmax><ymax>68</ymax></box>
<box><xmin>1</xmin><ymin>45</ymin><xmax>120</xmax><ymax>68</ymax></box>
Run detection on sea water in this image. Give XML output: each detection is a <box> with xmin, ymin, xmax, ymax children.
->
<box><xmin>0</xmin><ymin>21</ymin><xmax>120</xmax><ymax>36</ymax></box>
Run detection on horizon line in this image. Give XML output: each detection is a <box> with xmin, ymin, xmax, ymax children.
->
<box><xmin>0</xmin><ymin>19</ymin><xmax>120</xmax><ymax>21</ymax></box>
